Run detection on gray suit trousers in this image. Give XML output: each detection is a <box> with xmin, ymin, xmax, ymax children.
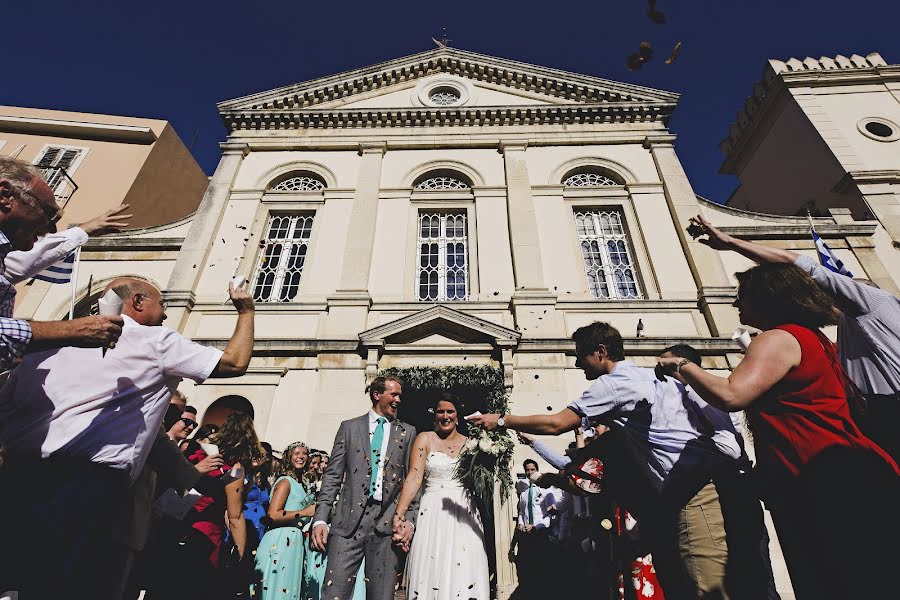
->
<box><xmin>325</xmin><ymin>501</ymin><xmax>400</xmax><ymax>600</ymax></box>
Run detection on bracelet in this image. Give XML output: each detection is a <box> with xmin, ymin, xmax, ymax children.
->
<box><xmin>675</xmin><ymin>358</ymin><xmax>692</xmax><ymax>373</ymax></box>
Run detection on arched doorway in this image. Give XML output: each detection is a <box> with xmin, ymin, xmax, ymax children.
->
<box><xmin>202</xmin><ymin>394</ymin><xmax>255</xmax><ymax>426</ymax></box>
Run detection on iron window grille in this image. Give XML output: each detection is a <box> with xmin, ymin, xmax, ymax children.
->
<box><xmin>564</xmin><ymin>172</ymin><xmax>620</xmax><ymax>187</ymax></box>
<box><xmin>416</xmin><ymin>212</ymin><xmax>469</xmax><ymax>301</ymax></box>
<box><xmin>270</xmin><ymin>176</ymin><xmax>326</xmax><ymax>192</ymax></box>
<box><xmin>414</xmin><ymin>176</ymin><xmax>469</xmax><ymax>191</ymax></box>
<box><xmin>252</xmin><ymin>214</ymin><xmax>315</xmax><ymax>302</ymax></box>
<box><xmin>574</xmin><ymin>210</ymin><xmax>641</xmax><ymax>299</ymax></box>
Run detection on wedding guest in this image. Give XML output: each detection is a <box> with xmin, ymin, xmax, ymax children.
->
<box><xmin>182</xmin><ymin>423</ymin><xmax>220</xmax><ymax>458</ymax></box>
<box><xmin>0</xmin><ymin>157</ymin><xmax>129</xmax><ymax>370</ymax></box>
<box><xmin>255</xmin><ymin>441</ymin><xmax>317</xmax><ymax>600</ymax></box>
<box><xmin>0</xmin><ymin>277</ymin><xmax>254</xmax><ymax>599</ymax></box>
<box><xmin>106</xmin><ymin>428</ymin><xmax>225</xmax><ymax>600</ymax></box>
<box><xmin>509</xmin><ymin>460</ymin><xmax>550</xmax><ymax>600</ymax></box>
<box><xmin>172</xmin><ymin>412</ymin><xmax>263</xmax><ymax>600</ymax></box>
<box><xmin>306</xmin><ymin>451</ymin><xmax>322</xmax><ymax>483</ymax></box>
<box><xmin>316</xmin><ymin>453</ymin><xmax>329</xmax><ymax>479</ymax></box>
<box><xmin>469</xmin><ymin>322</ymin><xmax>762</xmax><ymax>599</ymax></box>
<box><xmin>170</xmin><ymin>390</ymin><xmax>188</xmax><ymax>412</ymax></box>
<box><xmin>690</xmin><ymin>213</ymin><xmax>900</xmax><ymax>461</ymax></box>
<box><xmin>660</xmin><ymin>344</ymin><xmax>780</xmax><ymax>600</ymax></box>
<box><xmin>657</xmin><ymin>262</ymin><xmax>900</xmax><ymax>599</ymax></box>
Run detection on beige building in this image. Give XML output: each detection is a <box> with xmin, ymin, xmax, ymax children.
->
<box><xmin>0</xmin><ymin>105</ymin><xmax>208</xmax><ymax>230</ymax></box>
<box><xmin>11</xmin><ymin>48</ymin><xmax>900</xmax><ymax>598</ymax></box>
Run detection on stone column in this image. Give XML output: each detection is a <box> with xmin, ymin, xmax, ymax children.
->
<box><xmin>320</xmin><ymin>142</ymin><xmax>386</xmax><ymax>337</ymax></box>
<box><xmin>165</xmin><ymin>142</ymin><xmax>248</xmax><ymax>330</ymax></box>
<box><xmin>499</xmin><ymin>141</ymin><xmax>564</xmax><ymax>338</ymax></box>
<box><xmin>830</xmin><ymin>208</ymin><xmax>900</xmax><ymax>294</ymax></box>
<box><xmin>645</xmin><ymin>136</ymin><xmax>737</xmax><ymax>336</ymax></box>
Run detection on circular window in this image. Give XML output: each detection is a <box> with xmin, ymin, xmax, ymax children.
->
<box><xmin>858</xmin><ymin>118</ymin><xmax>900</xmax><ymax>142</ymax></box>
<box><xmin>429</xmin><ymin>87</ymin><xmax>461</xmax><ymax>106</ymax></box>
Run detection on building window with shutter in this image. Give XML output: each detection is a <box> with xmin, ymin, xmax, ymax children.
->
<box><xmin>251</xmin><ymin>213</ymin><xmax>315</xmax><ymax>303</ymax></box>
<box><xmin>416</xmin><ymin>212</ymin><xmax>469</xmax><ymax>301</ymax></box>
<box><xmin>33</xmin><ymin>145</ymin><xmax>86</xmax><ymax>195</ymax></box>
<box><xmin>574</xmin><ymin>209</ymin><xmax>642</xmax><ymax>299</ymax></box>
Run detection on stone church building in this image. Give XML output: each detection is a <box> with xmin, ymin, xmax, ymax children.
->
<box><xmin>14</xmin><ymin>48</ymin><xmax>900</xmax><ymax>598</ymax></box>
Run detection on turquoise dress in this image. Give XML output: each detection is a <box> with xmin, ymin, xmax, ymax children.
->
<box><xmin>254</xmin><ymin>476</ymin><xmax>315</xmax><ymax>600</ymax></box>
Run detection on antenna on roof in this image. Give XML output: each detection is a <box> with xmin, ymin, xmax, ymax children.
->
<box><xmin>432</xmin><ymin>27</ymin><xmax>451</xmax><ymax>49</ymax></box>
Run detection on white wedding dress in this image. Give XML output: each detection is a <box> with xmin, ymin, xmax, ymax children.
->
<box><xmin>406</xmin><ymin>451</ymin><xmax>490</xmax><ymax>600</ymax></box>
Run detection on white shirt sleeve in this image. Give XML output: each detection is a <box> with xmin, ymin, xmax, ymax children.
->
<box><xmin>4</xmin><ymin>227</ymin><xmax>89</xmax><ymax>284</ymax></box>
<box><xmin>157</xmin><ymin>329</ymin><xmax>224</xmax><ymax>383</ymax></box>
<box><xmin>794</xmin><ymin>254</ymin><xmax>888</xmax><ymax>317</ymax></box>
<box><xmin>566</xmin><ymin>375</ymin><xmax>622</xmax><ymax>420</ymax></box>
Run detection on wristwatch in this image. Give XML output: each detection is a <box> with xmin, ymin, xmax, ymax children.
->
<box><xmin>497</xmin><ymin>414</ymin><xmax>506</xmax><ymax>428</ymax></box>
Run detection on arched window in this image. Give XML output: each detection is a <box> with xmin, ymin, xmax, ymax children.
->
<box><xmin>562</xmin><ymin>169</ymin><xmax>622</xmax><ymax>187</ymax></box>
<box><xmin>269</xmin><ymin>172</ymin><xmax>326</xmax><ymax>192</ymax></box>
<box><xmin>413</xmin><ymin>171</ymin><xmax>471</xmax><ymax>191</ymax></box>
<box><xmin>202</xmin><ymin>394</ymin><xmax>255</xmax><ymax>426</ymax></box>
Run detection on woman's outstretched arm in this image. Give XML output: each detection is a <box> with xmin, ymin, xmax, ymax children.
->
<box><xmin>392</xmin><ymin>432</ymin><xmax>430</xmax><ymax>548</ymax></box>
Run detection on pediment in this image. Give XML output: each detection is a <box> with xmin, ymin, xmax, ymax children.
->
<box><xmin>218</xmin><ymin>47</ymin><xmax>678</xmax><ymax>130</ymax></box>
<box><xmin>359</xmin><ymin>305</ymin><xmax>520</xmax><ymax>348</ymax></box>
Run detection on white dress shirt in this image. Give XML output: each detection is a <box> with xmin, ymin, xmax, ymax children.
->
<box><xmin>0</xmin><ymin>314</ymin><xmax>222</xmax><ymax>481</ymax></box>
<box><xmin>368</xmin><ymin>409</ymin><xmax>392</xmax><ymax>502</ymax></box>
<box><xmin>542</xmin><ymin>486</ymin><xmax>573</xmax><ymax>543</ymax></box>
<box><xmin>517</xmin><ymin>483</ymin><xmax>551</xmax><ymax>530</ymax></box>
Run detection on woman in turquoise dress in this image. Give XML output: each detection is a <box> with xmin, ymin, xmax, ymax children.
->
<box><xmin>254</xmin><ymin>442</ymin><xmax>316</xmax><ymax>600</ymax></box>
<box><xmin>301</xmin><ymin>451</ymin><xmax>367</xmax><ymax>600</ymax></box>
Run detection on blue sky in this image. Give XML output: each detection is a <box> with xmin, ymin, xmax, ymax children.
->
<box><xmin>4</xmin><ymin>1</ymin><xmax>897</xmax><ymax>201</ymax></box>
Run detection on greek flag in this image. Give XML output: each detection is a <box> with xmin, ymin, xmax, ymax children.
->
<box><xmin>34</xmin><ymin>252</ymin><xmax>76</xmax><ymax>284</ymax></box>
<box><xmin>811</xmin><ymin>226</ymin><xmax>853</xmax><ymax>278</ymax></box>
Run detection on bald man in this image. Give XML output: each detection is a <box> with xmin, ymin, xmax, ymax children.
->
<box><xmin>0</xmin><ymin>277</ymin><xmax>255</xmax><ymax>599</ymax></box>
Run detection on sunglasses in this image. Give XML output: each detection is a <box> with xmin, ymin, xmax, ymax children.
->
<box><xmin>14</xmin><ymin>185</ymin><xmax>61</xmax><ymax>225</ymax></box>
<box><xmin>179</xmin><ymin>417</ymin><xmax>197</xmax><ymax>429</ymax></box>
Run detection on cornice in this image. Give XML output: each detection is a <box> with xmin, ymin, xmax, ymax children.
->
<box><xmin>719</xmin><ymin>224</ymin><xmax>877</xmax><ymax>239</ymax></box>
<box><xmin>220</xmin><ymin>102</ymin><xmax>676</xmax><ymax>132</ymax></box>
<box><xmin>82</xmin><ymin>237</ymin><xmax>184</xmax><ymax>252</ymax></box>
<box><xmin>218</xmin><ymin>47</ymin><xmax>679</xmax><ymax>113</ymax></box>
<box><xmin>720</xmin><ymin>52</ymin><xmax>896</xmax><ymax>171</ymax></box>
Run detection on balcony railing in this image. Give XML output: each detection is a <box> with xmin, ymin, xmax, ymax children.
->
<box><xmin>37</xmin><ymin>167</ymin><xmax>78</xmax><ymax>208</ymax></box>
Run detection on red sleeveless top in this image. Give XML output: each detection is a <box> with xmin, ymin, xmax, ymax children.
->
<box><xmin>747</xmin><ymin>324</ymin><xmax>899</xmax><ymax>482</ymax></box>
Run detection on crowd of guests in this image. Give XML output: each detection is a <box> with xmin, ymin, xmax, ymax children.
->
<box><xmin>0</xmin><ymin>155</ymin><xmax>899</xmax><ymax>600</ymax></box>
<box><xmin>471</xmin><ymin>213</ymin><xmax>900</xmax><ymax>600</ymax></box>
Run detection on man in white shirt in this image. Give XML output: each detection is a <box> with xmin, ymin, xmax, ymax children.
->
<box><xmin>469</xmin><ymin>322</ymin><xmax>770</xmax><ymax>600</ymax></box>
<box><xmin>0</xmin><ymin>276</ymin><xmax>255</xmax><ymax>600</ymax></box>
<box><xmin>0</xmin><ymin>157</ymin><xmax>129</xmax><ymax>369</ymax></box>
<box><xmin>509</xmin><ymin>459</ymin><xmax>551</xmax><ymax>600</ymax></box>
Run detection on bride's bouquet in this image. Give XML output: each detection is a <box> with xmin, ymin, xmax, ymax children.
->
<box><xmin>456</xmin><ymin>414</ymin><xmax>516</xmax><ymax>505</ymax></box>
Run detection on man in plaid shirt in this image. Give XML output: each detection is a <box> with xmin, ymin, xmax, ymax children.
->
<box><xmin>0</xmin><ymin>157</ymin><xmax>125</xmax><ymax>369</ymax></box>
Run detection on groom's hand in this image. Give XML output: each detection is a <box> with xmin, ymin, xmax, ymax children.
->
<box><xmin>311</xmin><ymin>523</ymin><xmax>329</xmax><ymax>552</ymax></box>
<box><xmin>466</xmin><ymin>413</ymin><xmax>500</xmax><ymax>431</ymax></box>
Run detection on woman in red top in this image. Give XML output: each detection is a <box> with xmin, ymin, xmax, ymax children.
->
<box><xmin>178</xmin><ymin>412</ymin><xmax>265</xmax><ymax>600</ymax></box>
<box><xmin>658</xmin><ymin>263</ymin><xmax>899</xmax><ymax>600</ymax></box>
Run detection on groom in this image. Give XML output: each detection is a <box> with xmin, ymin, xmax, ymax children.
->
<box><xmin>312</xmin><ymin>375</ymin><xmax>418</xmax><ymax>600</ymax></box>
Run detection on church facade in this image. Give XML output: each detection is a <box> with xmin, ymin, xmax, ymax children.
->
<box><xmin>15</xmin><ymin>48</ymin><xmax>900</xmax><ymax>598</ymax></box>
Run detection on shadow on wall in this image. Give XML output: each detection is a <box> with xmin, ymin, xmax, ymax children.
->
<box><xmin>202</xmin><ymin>394</ymin><xmax>255</xmax><ymax>427</ymax></box>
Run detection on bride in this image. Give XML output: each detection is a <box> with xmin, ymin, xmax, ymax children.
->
<box><xmin>393</xmin><ymin>392</ymin><xmax>491</xmax><ymax>600</ymax></box>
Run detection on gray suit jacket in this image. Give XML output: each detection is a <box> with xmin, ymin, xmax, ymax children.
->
<box><xmin>313</xmin><ymin>414</ymin><xmax>418</xmax><ymax>537</ymax></box>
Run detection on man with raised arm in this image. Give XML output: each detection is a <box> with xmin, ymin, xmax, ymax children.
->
<box><xmin>0</xmin><ymin>157</ymin><xmax>129</xmax><ymax>367</ymax></box>
<box><xmin>0</xmin><ymin>277</ymin><xmax>255</xmax><ymax>600</ymax></box>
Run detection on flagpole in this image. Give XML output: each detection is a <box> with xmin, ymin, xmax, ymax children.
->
<box><xmin>806</xmin><ymin>208</ymin><xmax>816</xmax><ymax>233</ymax></box>
<box><xmin>68</xmin><ymin>247</ymin><xmax>82</xmax><ymax>320</ymax></box>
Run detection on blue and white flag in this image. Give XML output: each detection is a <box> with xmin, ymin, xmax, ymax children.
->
<box><xmin>811</xmin><ymin>225</ymin><xmax>853</xmax><ymax>278</ymax></box>
<box><xmin>34</xmin><ymin>252</ymin><xmax>76</xmax><ymax>284</ymax></box>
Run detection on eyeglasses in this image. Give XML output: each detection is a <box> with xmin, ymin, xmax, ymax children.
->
<box><xmin>13</xmin><ymin>184</ymin><xmax>61</xmax><ymax>226</ymax></box>
<box><xmin>139</xmin><ymin>294</ymin><xmax>167</xmax><ymax>310</ymax></box>
<box><xmin>179</xmin><ymin>417</ymin><xmax>197</xmax><ymax>429</ymax></box>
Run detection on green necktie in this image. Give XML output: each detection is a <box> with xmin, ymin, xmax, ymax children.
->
<box><xmin>369</xmin><ymin>416</ymin><xmax>386</xmax><ymax>497</ymax></box>
<box><xmin>528</xmin><ymin>484</ymin><xmax>535</xmax><ymax>525</ymax></box>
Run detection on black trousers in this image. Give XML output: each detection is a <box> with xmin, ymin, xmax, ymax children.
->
<box><xmin>0</xmin><ymin>457</ymin><xmax>128</xmax><ymax>600</ymax></box>
<box><xmin>858</xmin><ymin>392</ymin><xmax>900</xmax><ymax>464</ymax></box>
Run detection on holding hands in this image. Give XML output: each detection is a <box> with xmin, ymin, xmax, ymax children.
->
<box><xmin>392</xmin><ymin>513</ymin><xmax>414</xmax><ymax>552</ymax></box>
